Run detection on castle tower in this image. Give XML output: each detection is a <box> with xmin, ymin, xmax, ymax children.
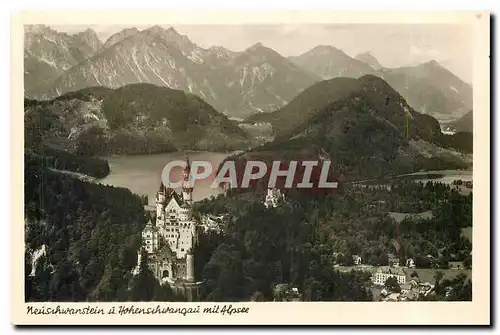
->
<box><xmin>182</xmin><ymin>155</ymin><xmax>193</xmax><ymax>205</ymax></box>
<box><xmin>137</xmin><ymin>249</ymin><xmax>142</xmax><ymax>267</ymax></box>
<box><xmin>186</xmin><ymin>250</ymin><xmax>195</xmax><ymax>282</ymax></box>
<box><xmin>156</xmin><ymin>182</ymin><xmax>166</xmax><ymax>219</ymax></box>
<box><xmin>132</xmin><ymin>248</ymin><xmax>143</xmax><ymax>275</ymax></box>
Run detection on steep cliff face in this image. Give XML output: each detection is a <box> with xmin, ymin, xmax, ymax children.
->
<box><xmin>24</xmin><ymin>25</ymin><xmax>103</xmax><ymax>97</ymax></box>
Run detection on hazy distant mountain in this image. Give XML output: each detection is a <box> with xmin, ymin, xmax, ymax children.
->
<box><xmin>25</xmin><ymin>83</ymin><xmax>250</xmax><ymax>156</ymax></box>
<box><xmin>289</xmin><ymin>45</ymin><xmax>378</xmax><ymax>79</ymax></box>
<box><xmin>355</xmin><ymin>52</ymin><xmax>383</xmax><ymax>69</ymax></box>
<box><xmin>25</xmin><ymin>26</ymin><xmax>318</xmax><ymax>119</ymax></box>
<box><xmin>24</xmin><ymin>25</ymin><xmax>103</xmax><ymax>97</ymax></box>
<box><xmin>238</xmin><ymin>75</ymin><xmax>471</xmax><ymax>181</ymax></box>
<box><xmin>219</xmin><ymin>43</ymin><xmax>320</xmax><ymax>116</ymax></box>
<box><xmin>290</xmin><ymin>45</ymin><xmax>472</xmax><ymax>120</ymax></box>
<box><xmin>379</xmin><ymin>61</ymin><xmax>473</xmax><ymax>120</ymax></box>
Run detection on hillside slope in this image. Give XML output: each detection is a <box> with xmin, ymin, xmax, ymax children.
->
<box><xmin>236</xmin><ymin>75</ymin><xmax>471</xmax><ymax>182</ymax></box>
<box><xmin>25</xmin><ymin>83</ymin><xmax>250</xmax><ymax>156</ymax></box>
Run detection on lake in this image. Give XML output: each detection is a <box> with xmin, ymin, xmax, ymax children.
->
<box><xmin>98</xmin><ymin>153</ymin><xmax>473</xmax><ymax>206</ymax></box>
<box><xmin>97</xmin><ymin>152</ymin><xmax>232</xmax><ymax>205</ymax></box>
<box><xmin>407</xmin><ymin>170</ymin><xmax>473</xmax><ymax>184</ymax></box>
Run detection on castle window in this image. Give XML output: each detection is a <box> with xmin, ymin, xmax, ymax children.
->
<box><xmin>181</xmin><ymin>248</ymin><xmax>184</xmax><ymax>252</ymax></box>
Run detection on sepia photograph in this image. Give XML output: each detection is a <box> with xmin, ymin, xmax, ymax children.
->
<box><xmin>12</xmin><ymin>10</ymin><xmax>490</xmax><ymax>325</ymax></box>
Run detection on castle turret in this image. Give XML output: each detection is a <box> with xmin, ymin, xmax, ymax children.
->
<box><xmin>132</xmin><ymin>248</ymin><xmax>143</xmax><ymax>275</ymax></box>
<box><xmin>186</xmin><ymin>250</ymin><xmax>195</xmax><ymax>282</ymax></box>
<box><xmin>182</xmin><ymin>155</ymin><xmax>193</xmax><ymax>205</ymax></box>
<box><xmin>156</xmin><ymin>182</ymin><xmax>166</xmax><ymax>218</ymax></box>
<box><xmin>137</xmin><ymin>249</ymin><xmax>142</xmax><ymax>266</ymax></box>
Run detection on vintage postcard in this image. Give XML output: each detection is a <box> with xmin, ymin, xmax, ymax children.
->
<box><xmin>11</xmin><ymin>10</ymin><xmax>490</xmax><ymax>325</ymax></box>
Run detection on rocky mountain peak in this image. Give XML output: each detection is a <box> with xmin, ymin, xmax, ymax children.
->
<box><xmin>103</xmin><ymin>28</ymin><xmax>140</xmax><ymax>48</ymax></box>
<box><xmin>75</xmin><ymin>28</ymin><xmax>102</xmax><ymax>52</ymax></box>
<box><xmin>242</xmin><ymin>42</ymin><xmax>282</xmax><ymax>60</ymax></box>
<box><xmin>25</xmin><ymin>24</ymin><xmax>54</xmax><ymax>35</ymax></box>
<box><xmin>165</xmin><ymin>26</ymin><xmax>181</xmax><ymax>36</ymax></box>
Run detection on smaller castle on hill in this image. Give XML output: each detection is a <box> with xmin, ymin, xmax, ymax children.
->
<box><xmin>264</xmin><ymin>188</ymin><xmax>286</xmax><ymax>208</ymax></box>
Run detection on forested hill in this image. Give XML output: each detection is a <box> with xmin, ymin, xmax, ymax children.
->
<box><xmin>24</xmin><ymin>152</ymin><xmax>176</xmax><ymax>301</ymax></box>
<box><xmin>244</xmin><ymin>77</ymin><xmax>363</xmax><ymax>134</ymax></box>
<box><xmin>24</xmin><ymin>83</ymin><xmax>250</xmax><ymax>157</ymax></box>
<box><xmin>233</xmin><ymin>75</ymin><xmax>471</xmax><ymax>182</ymax></box>
<box><xmin>245</xmin><ymin>75</ymin><xmax>447</xmax><ymax>139</ymax></box>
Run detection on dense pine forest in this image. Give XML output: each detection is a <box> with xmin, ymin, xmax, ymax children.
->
<box><xmin>193</xmin><ymin>180</ymin><xmax>473</xmax><ymax>301</ymax></box>
<box><xmin>24</xmin><ymin>153</ymin><xmax>178</xmax><ymax>301</ymax></box>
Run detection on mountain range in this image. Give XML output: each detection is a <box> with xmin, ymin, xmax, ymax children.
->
<box><xmin>25</xmin><ymin>25</ymin><xmax>472</xmax><ymax>123</ymax></box>
<box><xmin>25</xmin><ymin>25</ymin><xmax>318</xmax><ymax>119</ymax></box>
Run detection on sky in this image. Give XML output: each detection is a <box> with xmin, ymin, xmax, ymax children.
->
<box><xmin>50</xmin><ymin>24</ymin><xmax>473</xmax><ymax>84</ymax></box>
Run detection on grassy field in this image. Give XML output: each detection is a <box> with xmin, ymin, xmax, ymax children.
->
<box><xmin>403</xmin><ymin>268</ymin><xmax>471</xmax><ymax>284</ymax></box>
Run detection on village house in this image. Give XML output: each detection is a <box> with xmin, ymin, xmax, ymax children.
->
<box><xmin>352</xmin><ymin>254</ymin><xmax>362</xmax><ymax>266</ymax></box>
<box><xmin>409</xmin><ymin>278</ymin><xmax>420</xmax><ymax>288</ymax></box>
<box><xmin>372</xmin><ymin>266</ymin><xmax>407</xmax><ymax>286</ymax></box>
<box><xmin>449</xmin><ymin>261</ymin><xmax>464</xmax><ymax>270</ymax></box>
<box><xmin>400</xmin><ymin>283</ymin><xmax>412</xmax><ymax>294</ymax></box>
<box><xmin>406</xmin><ymin>258</ymin><xmax>416</xmax><ymax>268</ymax></box>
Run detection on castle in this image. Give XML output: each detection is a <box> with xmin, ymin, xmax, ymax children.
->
<box><xmin>134</xmin><ymin>156</ymin><xmax>198</xmax><ymax>285</ymax></box>
<box><xmin>264</xmin><ymin>188</ymin><xmax>286</xmax><ymax>208</ymax></box>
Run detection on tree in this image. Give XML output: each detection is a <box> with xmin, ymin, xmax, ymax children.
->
<box><xmin>378</xmin><ymin>252</ymin><xmax>389</xmax><ymax>266</ymax></box>
<box><xmin>342</xmin><ymin>251</ymin><xmax>354</xmax><ymax>266</ymax></box>
<box><xmin>384</xmin><ymin>276</ymin><xmax>401</xmax><ymax>293</ymax></box>
<box><xmin>129</xmin><ymin>250</ymin><xmax>157</xmax><ymax>301</ymax></box>
<box><xmin>273</xmin><ymin>284</ymin><xmax>291</xmax><ymax>301</ymax></box>
<box><xmin>250</xmin><ymin>291</ymin><xmax>265</xmax><ymax>302</ymax></box>
<box><xmin>438</xmin><ymin>256</ymin><xmax>450</xmax><ymax>269</ymax></box>
<box><xmin>434</xmin><ymin>271</ymin><xmax>445</xmax><ymax>296</ymax></box>
<box><xmin>462</xmin><ymin>255</ymin><xmax>472</xmax><ymax>269</ymax></box>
